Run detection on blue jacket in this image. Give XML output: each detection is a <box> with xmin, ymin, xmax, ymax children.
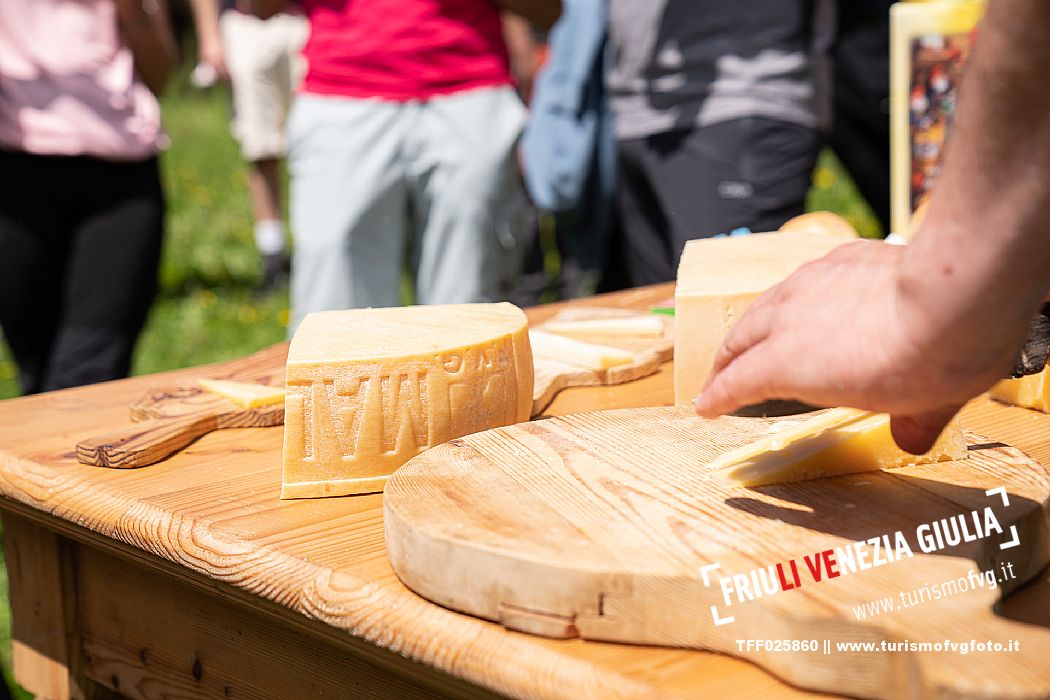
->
<box><xmin>520</xmin><ymin>0</ymin><xmax>615</xmax><ymax>268</ymax></box>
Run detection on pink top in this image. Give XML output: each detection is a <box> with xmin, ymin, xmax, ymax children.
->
<box><xmin>300</xmin><ymin>0</ymin><xmax>511</xmax><ymax>101</ymax></box>
<box><xmin>0</xmin><ymin>0</ymin><xmax>166</xmax><ymax>160</ymax></box>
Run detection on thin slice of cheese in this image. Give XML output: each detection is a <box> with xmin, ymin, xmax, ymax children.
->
<box><xmin>197</xmin><ymin>378</ymin><xmax>286</xmax><ymax>408</ymax></box>
<box><xmin>528</xmin><ymin>331</ymin><xmax>634</xmax><ymax>370</ymax></box>
<box><xmin>989</xmin><ymin>364</ymin><xmax>1050</xmax><ymax>413</ymax></box>
<box><xmin>707</xmin><ymin>408</ymin><xmax>968</xmax><ymax>487</ymax></box>
<box><xmin>673</xmin><ymin>232</ymin><xmax>853</xmax><ymax>406</ymax></box>
<box><xmin>541</xmin><ymin>315</ymin><xmax>665</xmax><ymax>338</ymax></box>
<box><xmin>283</xmin><ymin>303</ymin><xmax>533</xmax><ymax>499</ymax></box>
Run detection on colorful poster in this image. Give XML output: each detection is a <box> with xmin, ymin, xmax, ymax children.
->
<box><xmin>890</xmin><ymin>0</ymin><xmax>985</xmax><ymax>237</ymax></box>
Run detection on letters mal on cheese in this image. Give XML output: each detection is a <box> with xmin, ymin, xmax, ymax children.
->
<box><xmin>286</xmin><ymin>337</ymin><xmax>519</xmax><ymax>466</ymax></box>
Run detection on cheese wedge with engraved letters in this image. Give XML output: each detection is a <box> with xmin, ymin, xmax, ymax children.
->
<box><xmin>989</xmin><ymin>364</ymin><xmax>1050</xmax><ymax>412</ymax></box>
<box><xmin>197</xmin><ymin>378</ymin><xmax>286</xmax><ymax>408</ymax></box>
<box><xmin>282</xmin><ymin>303</ymin><xmax>533</xmax><ymax>498</ymax></box>
<box><xmin>707</xmin><ymin>408</ymin><xmax>968</xmax><ymax>487</ymax></box>
<box><xmin>673</xmin><ymin>232</ymin><xmax>853</xmax><ymax>406</ymax></box>
<box><xmin>529</xmin><ymin>331</ymin><xmax>634</xmax><ymax>370</ymax></box>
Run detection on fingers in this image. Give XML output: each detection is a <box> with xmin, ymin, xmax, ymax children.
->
<box><xmin>694</xmin><ymin>240</ymin><xmax>901</xmax><ymax>419</ymax></box>
<box><xmin>889</xmin><ymin>404</ymin><xmax>964</xmax><ymax>455</ymax></box>
<box><xmin>705</xmin><ymin>295</ymin><xmax>778</xmax><ymax>386</ymax></box>
<box><xmin>693</xmin><ymin>341</ymin><xmax>779</xmax><ymax>417</ymax></box>
<box><xmin>694</xmin><ymin>283</ymin><xmax>784</xmax><ymax>417</ymax></box>
<box><xmin>701</xmin><ymin>281</ymin><xmax>788</xmax><ymax>409</ymax></box>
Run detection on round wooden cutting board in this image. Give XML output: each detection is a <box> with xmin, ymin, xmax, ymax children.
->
<box><xmin>385</xmin><ymin>407</ymin><xmax>1050</xmax><ymax>700</ymax></box>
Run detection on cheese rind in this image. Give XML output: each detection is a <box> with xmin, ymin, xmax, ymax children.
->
<box><xmin>197</xmin><ymin>378</ymin><xmax>286</xmax><ymax>408</ymax></box>
<box><xmin>282</xmin><ymin>303</ymin><xmax>533</xmax><ymax>498</ymax></box>
<box><xmin>528</xmin><ymin>331</ymin><xmax>634</xmax><ymax>370</ymax></box>
<box><xmin>541</xmin><ymin>316</ymin><xmax>665</xmax><ymax>338</ymax></box>
<box><xmin>779</xmin><ymin>211</ymin><xmax>860</xmax><ymax>239</ymax></box>
<box><xmin>673</xmin><ymin>232</ymin><xmax>853</xmax><ymax>406</ymax></box>
<box><xmin>707</xmin><ymin>408</ymin><xmax>968</xmax><ymax>487</ymax></box>
<box><xmin>990</xmin><ymin>366</ymin><xmax>1050</xmax><ymax>412</ymax></box>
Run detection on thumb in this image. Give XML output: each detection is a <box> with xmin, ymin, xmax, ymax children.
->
<box><xmin>890</xmin><ymin>404</ymin><xmax>964</xmax><ymax>455</ymax></box>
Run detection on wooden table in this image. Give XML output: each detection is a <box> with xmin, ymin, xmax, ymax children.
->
<box><xmin>1</xmin><ymin>284</ymin><xmax>1048</xmax><ymax>700</ymax></box>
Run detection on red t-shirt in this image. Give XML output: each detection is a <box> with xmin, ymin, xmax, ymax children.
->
<box><xmin>300</xmin><ymin>0</ymin><xmax>511</xmax><ymax>101</ymax></box>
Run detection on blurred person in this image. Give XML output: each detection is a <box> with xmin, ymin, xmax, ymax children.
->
<box><xmin>189</xmin><ymin>0</ymin><xmax>308</xmax><ymax>291</ymax></box>
<box><xmin>247</xmin><ymin>0</ymin><xmax>560</xmax><ymax>328</ymax></box>
<box><xmin>516</xmin><ymin>0</ymin><xmax>614</xmax><ymax>304</ymax></box>
<box><xmin>0</xmin><ymin>0</ymin><xmax>177</xmax><ymax>395</ymax></box>
<box><xmin>826</xmin><ymin>0</ymin><xmax>893</xmax><ymax>233</ymax></box>
<box><xmin>605</xmin><ymin>0</ymin><xmax>824</xmax><ymax>287</ymax></box>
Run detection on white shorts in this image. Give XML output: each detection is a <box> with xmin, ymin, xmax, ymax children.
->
<box><xmin>286</xmin><ymin>86</ymin><xmax>531</xmax><ymax>329</ymax></box>
<box><xmin>220</xmin><ymin>11</ymin><xmax>309</xmax><ymax>161</ymax></box>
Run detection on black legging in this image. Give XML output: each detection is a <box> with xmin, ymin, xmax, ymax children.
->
<box><xmin>831</xmin><ymin>0</ymin><xmax>894</xmax><ymax>234</ymax></box>
<box><xmin>0</xmin><ymin>150</ymin><xmax>165</xmax><ymax>395</ymax></box>
<box><xmin>608</xmin><ymin>118</ymin><xmax>820</xmax><ymax>288</ymax></box>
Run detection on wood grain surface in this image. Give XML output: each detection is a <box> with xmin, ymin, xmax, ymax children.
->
<box><xmin>385</xmin><ymin>407</ymin><xmax>1050</xmax><ymax>699</ymax></box>
<box><xmin>76</xmin><ymin>384</ymin><xmax>283</xmax><ymax>468</ymax></box>
<box><xmin>4</xmin><ymin>514</ymin><xmax>72</xmax><ymax>699</ymax></box>
<box><xmin>0</xmin><ymin>283</ymin><xmax>1049</xmax><ymax>700</ymax></box>
<box><xmin>531</xmin><ymin>307</ymin><xmax>673</xmax><ymax>417</ymax></box>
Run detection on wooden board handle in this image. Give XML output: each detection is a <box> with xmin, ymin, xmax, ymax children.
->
<box><xmin>76</xmin><ymin>413</ymin><xmax>219</xmax><ymax>468</ymax></box>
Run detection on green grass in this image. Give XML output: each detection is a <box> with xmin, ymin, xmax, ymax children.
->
<box><xmin>141</xmin><ymin>82</ymin><xmax>291</xmax><ymax>375</ymax></box>
<box><xmin>0</xmin><ymin>76</ymin><xmax>879</xmax><ymax>695</ymax></box>
<box><xmin>807</xmin><ymin>149</ymin><xmax>884</xmax><ymax>239</ymax></box>
<box><xmin>0</xmin><ymin>359</ymin><xmax>13</xmax><ymax>404</ymax></box>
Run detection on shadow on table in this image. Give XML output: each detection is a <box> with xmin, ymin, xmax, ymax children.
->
<box><xmin>722</xmin><ymin>442</ymin><xmax>1050</xmax><ymax>632</ymax></box>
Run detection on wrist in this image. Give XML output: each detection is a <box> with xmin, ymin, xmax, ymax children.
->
<box><xmin>896</xmin><ymin>215</ymin><xmax>1038</xmax><ymax>390</ymax></box>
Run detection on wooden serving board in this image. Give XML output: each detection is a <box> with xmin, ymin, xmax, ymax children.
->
<box><xmin>76</xmin><ymin>383</ymin><xmax>284</xmax><ymax>468</ymax></box>
<box><xmin>531</xmin><ymin>308</ymin><xmax>673</xmax><ymax>417</ymax></box>
<box><xmin>385</xmin><ymin>407</ymin><xmax>1050</xmax><ymax>700</ymax></box>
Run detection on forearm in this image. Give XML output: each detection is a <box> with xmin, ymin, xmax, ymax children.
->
<box><xmin>118</xmin><ymin>0</ymin><xmax>178</xmax><ymax>96</ymax></box>
<box><xmin>245</xmin><ymin>0</ymin><xmax>287</xmax><ymax>19</ymax></box>
<box><xmin>502</xmin><ymin>12</ymin><xmax>539</xmax><ymax>98</ymax></box>
<box><xmin>494</xmin><ymin>0</ymin><xmax>560</xmax><ymax>31</ymax></box>
<box><xmin>189</xmin><ymin>0</ymin><xmax>223</xmax><ymax>61</ymax></box>
<box><xmin>899</xmin><ymin>0</ymin><xmax>1050</xmax><ymax>380</ymax></box>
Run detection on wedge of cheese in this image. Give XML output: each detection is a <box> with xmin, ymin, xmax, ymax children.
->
<box><xmin>707</xmin><ymin>408</ymin><xmax>968</xmax><ymax>487</ymax></box>
<box><xmin>989</xmin><ymin>364</ymin><xmax>1050</xmax><ymax>412</ymax></box>
<box><xmin>540</xmin><ymin>315</ymin><xmax>665</xmax><ymax>338</ymax></box>
<box><xmin>197</xmin><ymin>378</ymin><xmax>286</xmax><ymax>408</ymax></box>
<box><xmin>283</xmin><ymin>303</ymin><xmax>533</xmax><ymax>498</ymax></box>
<box><xmin>529</xmin><ymin>331</ymin><xmax>634</xmax><ymax>370</ymax></box>
<box><xmin>673</xmin><ymin>232</ymin><xmax>853</xmax><ymax>406</ymax></box>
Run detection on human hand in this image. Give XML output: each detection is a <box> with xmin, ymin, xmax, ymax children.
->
<box><xmin>691</xmin><ymin>240</ymin><xmax>1025</xmax><ymax>454</ymax></box>
<box><xmin>197</xmin><ymin>36</ymin><xmax>228</xmax><ymax>81</ymax></box>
